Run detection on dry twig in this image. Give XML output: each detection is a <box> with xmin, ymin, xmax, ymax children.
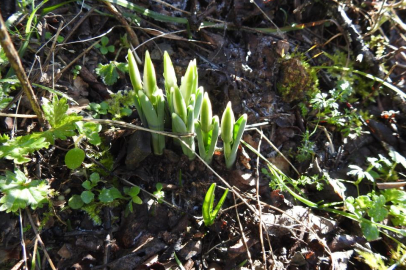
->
<box><xmin>0</xmin><ymin>10</ymin><xmax>46</xmax><ymax>127</ymax></box>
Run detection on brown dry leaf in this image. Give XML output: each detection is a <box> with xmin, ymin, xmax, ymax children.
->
<box><xmin>239</xmin><ymin>146</ymin><xmax>251</xmax><ymax>169</ymax></box>
<box><xmin>57</xmin><ymin>244</ymin><xmax>73</xmax><ymax>259</ymax></box>
<box><xmin>72</xmin><ymin>76</ymin><xmax>89</xmax><ymax>97</ymax></box>
<box><xmin>267</xmin><ymin>155</ymin><xmax>291</xmax><ymax>175</ymax></box>
<box><xmin>243</xmin><ymin>134</ymin><xmax>258</xmax><ymax>149</ymax></box>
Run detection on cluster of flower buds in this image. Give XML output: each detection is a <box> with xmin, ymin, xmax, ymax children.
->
<box><xmin>128</xmin><ymin>50</ymin><xmax>247</xmax><ymax>168</ymax></box>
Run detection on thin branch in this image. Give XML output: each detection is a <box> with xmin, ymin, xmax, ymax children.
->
<box><xmin>18</xmin><ymin>209</ymin><xmax>28</xmax><ymax>270</ymax></box>
<box><xmin>255</xmin><ymin>129</ymin><xmax>268</xmax><ymax>268</ymax></box>
<box><xmin>0</xmin><ymin>10</ymin><xmax>46</xmax><ymax>127</ymax></box>
<box><xmin>82</xmin><ymin>118</ymin><xmax>195</xmax><ymax>138</ymax></box>
<box><xmin>26</xmin><ymin>208</ymin><xmax>57</xmax><ymax>270</ymax></box>
<box><xmin>233</xmin><ymin>193</ymin><xmax>254</xmax><ymax>270</ymax></box>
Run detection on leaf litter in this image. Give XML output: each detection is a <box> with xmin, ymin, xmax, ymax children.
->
<box><xmin>0</xmin><ymin>0</ymin><xmax>406</xmax><ymax>269</ymax></box>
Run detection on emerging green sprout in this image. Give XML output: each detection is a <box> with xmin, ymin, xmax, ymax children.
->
<box><xmin>164</xmin><ymin>51</ymin><xmax>203</xmax><ymax>159</ymax></box>
<box><xmin>128</xmin><ymin>49</ymin><xmax>165</xmax><ymax>155</ymax></box>
<box><xmin>221</xmin><ymin>102</ymin><xmax>247</xmax><ymax>169</ymax></box>
<box><xmin>195</xmin><ymin>92</ymin><xmax>219</xmax><ymax>164</ymax></box>
<box><xmin>202</xmin><ymin>183</ymin><xmax>229</xmax><ymax>226</ymax></box>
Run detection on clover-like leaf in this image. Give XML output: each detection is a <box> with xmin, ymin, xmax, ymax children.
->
<box><xmin>126</xmin><ymin>186</ymin><xmax>140</xmax><ymax>197</ymax></box>
<box><xmin>81</xmin><ymin>191</ymin><xmax>95</xmax><ymax>204</ymax></box>
<box><xmin>360</xmin><ymin>221</ymin><xmax>379</xmax><ymax>241</ymax></box>
<box><xmin>68</xmin><ymin>194</ymin><xmax>84</xmax><ymax>209</ymax></box>
<box><xmin>107</xmin><ymin>45</ymin><xmax>115</xmax><ymax>53</ymax></box>
<box><xmin>382</xmin><ymin>189</ymin><xmax>406</xmax><ymax>204</ymax></box>
<box><xmin>101</xmin><ymin>36</ymin><xmax>109</xmax><ymax>47</ymax></box>
<box><xmin>100</xmin><ymin>46</ymin><xmax>108</xmax><ymax>55</ymax></box>
<box><xmin>367</xmin><ymin>195</ymin><xmax>388</xmax><ymax>222</ymax></box>
<box><xmin>99</xmin><ymin>189</ymin><xmax>114</xmax><ymax>203</ymax></box>
<box><xmin>82</xmin><ymin>180</ymin><xmax>93</xmax><ymax>190</ymax></box>
<box><xmin>95</xmin><ymin>61</ymin><xmax>121</xmax><ymax>86</ymax></box>
<box><xmin>75</xmin><ymin>121</ymin><xmax>102</xmax><ymax>146</ymax></box>
<box><xmin>90</xmin><ymin>173</ymin><xmax>100</xmax><ymax>184</ymax></box>
<box><xmin>65</xmin><ymin>148</ymin><xmax>85</xmax><ymax>169</ymax></box>
<box><xmin>99</xmin><ymin>187</ymin><xmax>124</xmax><ymax>203</ymax></box>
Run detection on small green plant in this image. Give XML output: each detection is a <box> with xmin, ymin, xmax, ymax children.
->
<box><xmin>163</xmin><ymin>51</ymin><xmax>203</xmax><ymax>159</ymax></box>
<box><xmin>88</xmin><ymin>101</ymin><xmax>109</xmax><ymax>118</ymax></box>
<box><xmin>153</xmin><ymin>183</ymin><xmax>165</xmax><ymax>203</ymax></box>
<box><xmin>202</xmin><ymin>183</ymin><xmax>229</xmax><ymax>226</ymax></box>
<box><xmin>123</xmin><ymin>186</ymin><xmax>143</xmax><ymax>214</ymax></box>
<box><xmin>68</xmin><ymin>172</ymin><xmax>142</xmax><ymax>224</ymax></box>
<box><xmin>95</xmin><ymin>61</ymin><xmax>127</xmax><ymax>86</ymax></box>
<box><xmin>195</xmin><ymin>92</ymin><xmax>219</xmax><ymax>164</ymax></box>
<box><xmin>68</xmin><ymin>173</ymin><xmax>102</xmax><ymax>209</ymax></box>
<box><xmin>344</xmin><ymin>150</ymin><xmax>406</xmax><ymax>240</ymax></box>
<box><xmin>64</xmin><ymin>120</ymin><xmax>102</xmax><ymax>169</ymax></box>
<box><xmin>356</xmin><ymin>249</ymin><xmax>387</xmax><ymax>270</ymax></box>
<box><xmin>309</xmin><ymin>80</ymin><xmax>362</xmax><ymax>138</ymax></box>
<box><xmin>0</xmin><ymin>96</ymin><xmax>80</xmax><ymax>163</ymax></box>
<box><xmin>251</xmin><ymin>133</ymin><xmax>406</xmax><ymax>246</ymax></box>
<box><xmin>89</xmin><ymin>90</ymin><xmax>135</xmax><ymax>120</ymax></box>
<box><xmin>44</xmin><ymin>31</ymin><xmax>64</xmax><ymax>43</ymax></box>
<box><xmin>321</xmin><ymin>51</ymin><xmax>375</xmax><ymax>101</ymax></box>
<box><xmin>0</xmin><ymin>170</ymin><xmax>53</xmax><ymax>213</ymax></box>
<box><xmin>295</xmin><ymin>174</ymin><xmax>325</xmax><ymax>191</ymax></box>
<box><xmin>347</xmin><ymin>149</ymin><xmax>406</xmax><ymax>195</ymax></box>
<box><xmin>220</xmin><ymin>102</ymin><xmax>247</xmax><ymax>169</ymax></box>
<box><xmin>0</xmin><ymin>44</ymin><xmax>8</xmax><ymax>69</ymax></box>
<box><xmin>128</xmin><ymin>49</ymin><xmax>165</xmax><ymax>155</ymax></box>
<box><xmin>296</xmin><ymin>129</ymin><xmax>316</xmax><ymax>162</ymax></box>
<box><xmin>96</xmin><ymin>36</ymin><xmax>115</xmax><ymax>55</ymax></box>
<box><xmin>72</xmin><ymin>65</ymin><xmax>81</xmax><ymax>79</ymax></box>
<box><xmin>0</xmin><ymin>96</ymin><xmax>101</xmax><ymax>168</ymax></box>
<box><xmin>345</xmin><ymin>189</ymin><xmax>406</xmax><ymax>241</ymax></box>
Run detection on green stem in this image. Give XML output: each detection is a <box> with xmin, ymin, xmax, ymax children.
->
<box><xmin>151</xmin><ymin>133</ymin><xmax>163</xmax><ymax>155</ymax></box>
<box><xmin>321</xmin><ymin>207</ymin><xmax>406</xmax><ymax>237</ymax></box>
<box><xmin>224</xmin><ymin>143</ymin><xmax>233</xmax><ymax>168</ymax></box>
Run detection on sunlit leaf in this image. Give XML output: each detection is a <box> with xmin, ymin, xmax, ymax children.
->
<box><xmin>0</xmin><ymin>170</ymin><xmax>51</xmax><ymax>213</ymax></box>
<box><xmin>65</xmin><ymin>148</ymin><xmax>85</xmax><ymax>169</ymax></box>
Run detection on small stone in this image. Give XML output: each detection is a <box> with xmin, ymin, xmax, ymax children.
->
<box><xmin>125</xmin><ymin>131</ymin><xmax>151</xmax><ymax>168</ymax></box>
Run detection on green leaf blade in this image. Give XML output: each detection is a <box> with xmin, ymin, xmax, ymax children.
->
<box><xmin>65</xmin><ymin>148</ymin><xmax>85</xmax><ymax>169</ymax></box>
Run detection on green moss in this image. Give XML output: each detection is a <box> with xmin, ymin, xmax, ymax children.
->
<box><xmin>277</xmin><ymin>53</ymin><xmax>319</xmax><ymax>103</ymax></box>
